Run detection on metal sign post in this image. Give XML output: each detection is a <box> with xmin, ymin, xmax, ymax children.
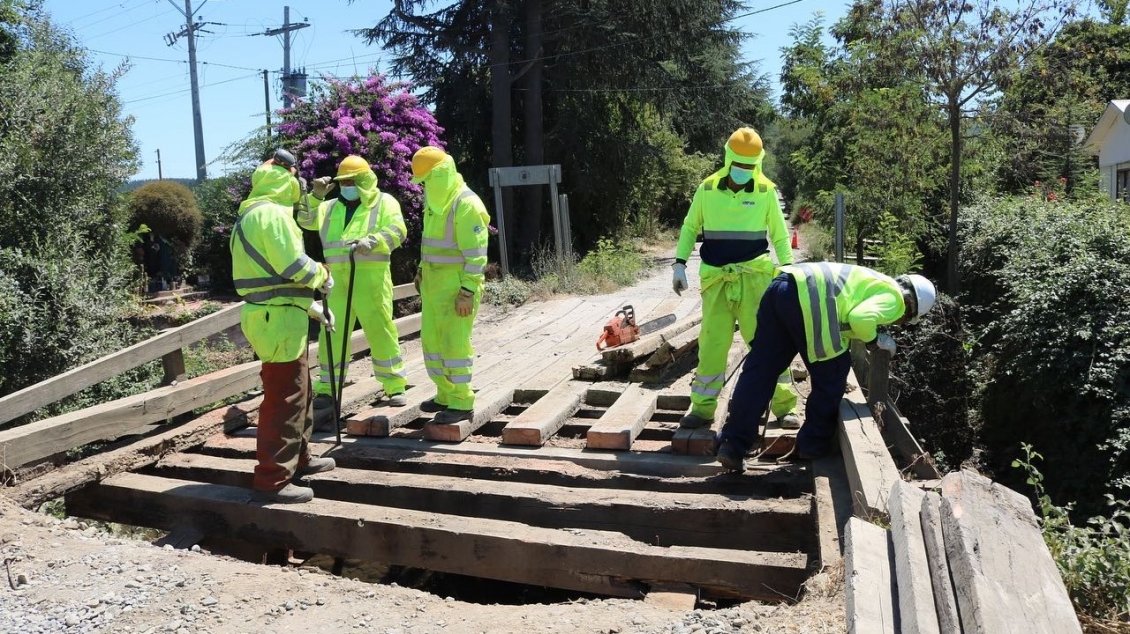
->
<box><xmin>487</xmin><ymin>164</ymin><xmax>569</xmax><ymax>277</ymax></box>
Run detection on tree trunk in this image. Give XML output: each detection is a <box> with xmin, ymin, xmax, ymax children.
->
<box><xmin>490</xmin><ymin>1</ymin><xmax>514</xmax><ymax>265</ymax></box>
<box><xmin>945</xmin><ymin>96</ymin><xmax>962</xmax><ymax>295</ymax></box>
<box><xmin>519</xmin><ymin>0</ymin><xmax>545</xmax><ymax>265</ymax></box>
<box><xmin>855</xmin><ymin>227</ymin><xmax>865</xmax><ymax>265</ymax></box>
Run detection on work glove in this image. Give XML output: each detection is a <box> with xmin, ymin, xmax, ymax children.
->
<box><xmin>867</xmin><ymin>332</ymin><xmax>896</xmax><ymax>355</ymax></box>
<box><xmin>672</xmin><ymin>262</ymin><xmax>688</xmax><ymax>295</ymax></box>
<box><xmin>351</xmin><ymin>235</ymin><xmax>379</xmax><ymax>255</ymax></box>
<box><xmin>455</xmin><ymin>289</ymin><xmax>474</xmax><ymax>317</ymax></box>
<box><xmin>413</xmin><ymin>268</ymin><xmax>421</xmax><ymax>294</ymax></box>
<box><xmin>311</xmin><ymin>176</ymin><xmax>335</xmax><ymax>199</ymax></box>
<box><xmin>297</xmin><ymin>176</ymin><xmax>308</xmax><ymax>193</ymax></box>
<box><xmin>319</xmin><ymin>266</ymin><xmax>334</xmax><ymax>296</ymax></box>
<box><xmin>308</xmin><ymin>301</ymin><xmax>336</xmax><ymax>332</ymax></box>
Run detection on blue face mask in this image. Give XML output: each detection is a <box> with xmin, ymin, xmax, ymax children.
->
<box><xmin>729</xmin><ymin>166</ymin><xmax>753</xmax><ymax>185</ymax></box>
<box><xmin>340</xmin><ymin>186</ymin><xmax>360</xmax><ymax>201</ymax></box>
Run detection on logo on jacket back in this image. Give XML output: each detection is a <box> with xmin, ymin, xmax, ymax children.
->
<box><xmin>742</xmin><ymin>201</ymin><xmax>756</xmax><ymax>207</ymax></box>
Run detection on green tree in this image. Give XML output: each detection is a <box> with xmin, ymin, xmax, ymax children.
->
<box><xmin>357</xmin><ymin>0</ymin><xmax>773</xmax><ymax>265</ymax></box>
<box><xmin>0</xmin><ymin>6</ymin><xmax>153</xmax><ymax>412</ymax></box>
<box><xmin>128</xmin><ymin>181</ymin><xmax>203</xmax><ymax>257</ymax></box>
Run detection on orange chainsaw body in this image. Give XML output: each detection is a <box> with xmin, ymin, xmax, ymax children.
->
<box><xmin>596</xmin><ymin>305</ymin><xmax>640</xmax><ymax>351</ymax></box>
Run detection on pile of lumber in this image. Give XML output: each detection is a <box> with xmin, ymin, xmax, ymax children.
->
<box><xmin>573</xmin><ymin>316</ymin><xmax>702</xmax><ymax>382</ymax></box>
<box><xmin>845</xmin><ymin>472</ymin><xmax>1082</xmax><ymax>634</ymax></box>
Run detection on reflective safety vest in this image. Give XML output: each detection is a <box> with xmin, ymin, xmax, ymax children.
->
<box><xmin>420</xmin><ymin>188</ymin><xmax>490</xmax><ymax>292</ymax></box>
<box><xmin>782</xmin><ymin>262</ymin><xmax>906</xmax><ymax>362</ymax></box>
<box><xmin>315</xmin><ymin>193</ymin><xmax>406</xmax><ymax>267</ymax></box>
<box><xmin>676</xmin><ymin>172</ymin><xmax>792</xmax><ymax>269</ymax></box>
<box><xmin>230</xmin><ymin>200</ymin><xmax>324</xmax><ymax>306</ymax></box>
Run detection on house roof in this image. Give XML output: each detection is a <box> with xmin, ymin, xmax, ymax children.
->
<box><xmin>1084</xmin><ymin>100</ymin><xmax>1130</xmax><ymax>155</ymax></box>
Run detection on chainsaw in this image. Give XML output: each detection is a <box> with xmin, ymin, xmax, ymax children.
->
<box><xmin>595</xmin><ymin>305</ymin><xmax>677</xmax><ymax>351</ymax></box>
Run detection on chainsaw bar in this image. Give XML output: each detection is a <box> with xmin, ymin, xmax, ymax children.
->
<box><xmin>639</xmin><ymin>313</ymin><xmax>677</xmax><ymax>335</ymax></box>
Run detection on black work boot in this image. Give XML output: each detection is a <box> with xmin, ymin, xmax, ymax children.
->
<box><xmin>432</xmin><ymin>408</ymin><xmax>472</xmax><ymax>424</ymax></box>
<box><xmin>679</xmin><ymin>413</ymin><xmax>712</xmax><ymax>429</ymax></box>
<box><xmin>296</xmin><ymin>456</ymin><xmax>336</xmax><ymax>477</ymax></box>
<box><xmin>252</xmin><ymin>483</ymin><xmax>314</xmax><ymax>504</ymax></box>
<box><xmin>715</xmin><ymin>438</ymin><xmax>747</xmax><ymax>472</ymax></box>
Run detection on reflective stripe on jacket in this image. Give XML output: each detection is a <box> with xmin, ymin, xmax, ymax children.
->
<box><xmin>782</xmin><ymin>262</ymin><xmax>905</xmax><ymax>362</ymax></box>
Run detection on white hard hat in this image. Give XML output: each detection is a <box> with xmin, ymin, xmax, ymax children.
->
<box><xmin>904</xmin><ymin>274</ymin><xmax>936</xmax><ymax>323</ymax></box>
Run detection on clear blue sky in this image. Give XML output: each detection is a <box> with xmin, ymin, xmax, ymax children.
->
<box><xmin>41</xmin><ymin>0</ymin><xmax>847</xmax><ymax>180</ymax></box>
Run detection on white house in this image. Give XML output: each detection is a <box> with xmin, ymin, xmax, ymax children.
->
<box><xmin>1084</xmin><ymin>99</ymin><xmax>1130</xmax><ymax>201</ymax></box>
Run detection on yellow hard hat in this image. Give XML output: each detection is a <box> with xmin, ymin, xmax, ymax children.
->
<box><xmin>411</xmin><ymin>146</ymin><xmax>448</xmax><ymax>182</ymax></box>
<box><xmin>727</xmin><ymin>127</ymin><xmax>764</xmax><ymax>161</ymax></box>
<box><xmin>334</xmin><ymin>155</ymin><xmax>370</xmax><ymax>181</ymax></box>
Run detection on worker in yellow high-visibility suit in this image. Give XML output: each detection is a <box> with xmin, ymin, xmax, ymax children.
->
<box><xmin>231</xmin><ymin>149</ymin><xmax>336</xmax><ymax>504</ymax></box>
<box><xmin>673</xmin><ymin>128</ymin><xmax>799</xmax><ymax>430</ymax></box>
<box><xmin>298</xmin><ymin>155</ymin><xmax>408</xmax><ymax>428</ymax></box>
<box><xmin>410</xmin><ymin>146</ymin><xmax>490</xmax><ymax>423</ymax></box>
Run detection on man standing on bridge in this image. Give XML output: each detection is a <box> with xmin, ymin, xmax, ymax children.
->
<box><xmin>300</xmin><ymin>155</ymin><xmax>410</xmax><ymax>429</ymax></box>
<box><xmin>716</xmin><ymin>263</ymin><xmax>936</xmax><ymax>470</ymax></box>
<box><xmin>672</xmin><ymin>127</ymin><xmax>800</xmax><ymax>431</ymax></box>
<box><xmin>410</xmin><ymin>146</ymin><xmax>491</xmax><ymax>424</ymax></box>
<box><xmin>231</xmin><ymin>150</ymin><xmax>337</xmax><ymax>504</ymax></box>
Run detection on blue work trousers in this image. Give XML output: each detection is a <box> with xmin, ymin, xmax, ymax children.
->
<box><xmin>719</xmin><ymin>273</ymin><xmax>851</xmax><ymax>457</ymax></box>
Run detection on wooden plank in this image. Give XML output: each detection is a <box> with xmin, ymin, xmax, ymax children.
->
<box><xmin>0</xmin><ymin>313</ymin><xmax>421</xmax><ymax>470</ymax></box>
<box><xmin>203</xmin><ymin>435</ymin><xmax>810</xmax><ymax>498</ymax></box>
<box><xmin>812</xmin><ymin>474</ymin><xmax>842</xmax><ymax>572</ymax></box>
<box><xmin>160</xmin><ymin>348</ymin><xmax>188</xmax><ymax>385</ymax></box>
<box><xmin>647</xmin><ymin>323</ymin><xmax>701</xmax><ymax>367</ymax></box>
<box><xmin>838</xmin><ymin>375</ymin><xmax>901</xmax><ymax>519</ymax></box>
<box><xmin>66</xmin><ymin>473</ymin><xmax>810</xmax><ymax>602</ymax></box>
<box><xmin>500</xmin><ymin>381</ymin><xmax>588</xmax><ymax>446</ymax></box>
<box><xmin>845</xmin><ymin>517</ymin><xmax>898</xmax><ymax>634</ymax></box>
<box><xmin>920</xmin><ymin>491</ymin><xmax>962</xmax><ymax>634</ymax></box>
<box><xmin>392</xmin><ymin>281</ymin><xmax>419</xmax><ymax>301</ymax></box>
<box><xmin>343</xmin><ymin>382</ymin><xmax>432</xmax><ymax>437</ymax></box>
<box><xmin>940</xmin><ymin>470</ymin><xmax>1081</xmax><ymax>634</ymax></box>
<box><xmin>585</xmin><ymin>385</ymin><xmax>658</xmax><ymax>450</ymax></box>
<box><xmin>151</xmin><ymin>453</ymin><xmax>812</xmax><ymax>552</ymax></box>
<box><xmin>888</xmin><ymin>479</ymin><xmax>940</xmax><ymax>634</ymax></box>
<box><xmin>0</xmin><ymin>302</ymin><xmax>242</xmax><ymax>426</ymax></box>
<box><xmin>600</xmin><ymin>315</ymin><xmax>701</xmax><ymax>364</ymax></box>
<box><xmin>7</xmin><ymin>395</ymin><xmax>261</xmax><ymax>509</ymax></box>
<box><xmin>423</xmin><ymin>386</ymin><xmax>515</xmax><ymax>442</ymax></box>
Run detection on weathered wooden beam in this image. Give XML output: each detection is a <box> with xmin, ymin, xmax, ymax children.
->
<box><xmin>888</xmin><ymin>479</ymin><xmax>940</xmax><ymax>634</ymax></box>
<box><xmin>423</xmin><ymin>387</ymin><xmax>514</xmax><ymax>442</ymax></box>
<box><xmin>0</xmin><ymin>302</ymin><xmax>242</xmax><ymax>426</ymax></box>
<box><xmin>585</xmin><ymin>385</ymin><xmax>657</xmax><ymax>450</ymax></box>
<box><xmin>343</xmin><ymin>383</ymin><xmax>432</xmax><ymax>437</ymax></box>
<box><xmin>66</xmin><ymin>472</ymin><xmax>810</xmax><ymax>602</ymax></box>
<box><xmin>940</xmin><ymin>470</ymin><xmax>1081</xmax><ymax>634</ymax></box>
<box><xmin>845</xmin><ymin>517</ymin><xmax>899</xmax><ymax>634</ymax></box>
<box><xmin>812</xmin><ymin>474</ymin><xmax>842</xmax><ymax>572</ymax></box>
<box><xmin>0</xmin><ymin>312</ymin><xmax>421</xmax><ymax>471</ymax></box>
<box><xmin>919</xmin><ymin>491</ymin><xmax>962</xmax><ymax>634</ymax></box>
<box><xmin>501</xmin><ymin>381</ymin><xmax>588</xmax><ymax>446</ymax></box>
<box><xmin>151</xmin><ymin>453</ymin><xmax>812</xmax><ymax>552</ymax></box>
<box><xmin>838</xmin><ymin>377</ymin><xmax>901</xmax><ymax>519</ymax></box>
<box><xmin>6</xmin><ymin>395</ymin><xmax>260</xmax><ymax>509</ymax></box>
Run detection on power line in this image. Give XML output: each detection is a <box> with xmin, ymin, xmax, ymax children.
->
<box><xmin>87</xmin><ymin>10</ymin><xmax>172</xmax><ymax>41</ymax></box>
<box><xmin>89</xmin><ymin>48</ymin><xmax>265</xmax><ymax>73</ymax></box>
<box><xmin>492</xmin><ymin>0</ymin><xmax>806</xmax><ymax>69</ymax></box>
<box><xmin>122</xmin><ymin>70</ymin><xmax>261</xmax><ymax>104</ymax></box>
<box><xmin>76</xmin><ymin>0</ymin><xmax>155</xmax><ymax>31</ymax></box>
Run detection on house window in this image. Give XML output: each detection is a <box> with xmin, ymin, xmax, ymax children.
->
<box><xmin>1117</xmin><ymin>168</ymin><xmax>1130</xmax><ymax>202</ymax></box>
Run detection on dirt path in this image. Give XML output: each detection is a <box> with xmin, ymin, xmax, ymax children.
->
<box><xmin>1</xmin><ymin>257</ymin><xmax>845</xmax><ymax>634</ymax></box>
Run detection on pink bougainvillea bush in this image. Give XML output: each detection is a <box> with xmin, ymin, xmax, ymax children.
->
<box><xmin>275</xmin><ymin>74</ymin><xmax>446</xmax><ymax>240</ymax></box>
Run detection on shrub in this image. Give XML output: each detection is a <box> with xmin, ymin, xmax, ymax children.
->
<box><xmin>1014</xmin><ymin>444</ymin><xmax>1130</xmax><ymax>626</ymax></box>
<box><xmin>797</xmin><ymin>222</ymin><xmax>833</xmax><ymax>261</ymax></box>
<box><xmin>128</xmin><ymin>181</ymin><xmax>203</xmax><ymax>262</ymax></box>
<box><xmin>961</xmin><ymin>196</ymin><xmax>1130</xmax><ymax>518</ymax></box>
<box><xmin>191</xmin><ymin>175</ymin><xmax>245</xmax><ymax>291</ymax></box>
<box><xmin>482</xmin><ymin>276</ymin><xmax>532</xmax><ymax>308</ymax></box>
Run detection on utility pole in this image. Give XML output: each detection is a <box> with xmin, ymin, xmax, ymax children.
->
<box><xmin>164</xmin><ymin>0</ymin><xmax>209</xmax><ymax>182</ymax></box>
<box><xmin>262</xmin><ymin>69</ymin><xmax>272</xmax><ymax>139</ymax></box>
<box><xmin>156</xmin><ymin>149</ymin><xmax>163</xmax><ymax>180</ymax></box>
<box><xmin>261</xmin><ymin>6</ymin><xmax>309</xmax><ymax>108</ymax></box>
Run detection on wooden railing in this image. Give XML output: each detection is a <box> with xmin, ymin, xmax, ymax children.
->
<box><xmin>0</xmin><ymin>283</ymin><xmax>419</xmax><ymax>473</ymax></box>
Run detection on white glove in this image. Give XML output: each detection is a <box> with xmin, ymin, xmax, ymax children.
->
<box><xmin>311</xmin><ymin>176</ymin><xmax>335</xmax><ymax>199</ymax></box>
<box><xmin>672</xmin><ymin>262</ymin><xmax>688</xmax><ymax>295</ymax></box>
<box><xmin>871</xmin><ymin>332</ymin><xmax>896</xmax><ymax>355</ymax></box>
<box><xmin>351</xmin><ymin>235</ymin><xmax>379</xmax><ymax>255</ymax></box>
<box><xmin>308</xmin><ymin>301</ymin><xmax>335</xmax><ymax>332</ymax></box>
<box><xmin>319</xmin><ymin>268</ymin><xmax>334</xmax><ymax>295</ymax></box>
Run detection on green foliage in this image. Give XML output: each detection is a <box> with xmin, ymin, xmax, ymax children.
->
<box><xmin>191</xmin><ymin>175</ymin><xmax>244</xmax><ymax>291</ymax></box>
<box><xmin>127</xmin><ymin>181</ymin><xmax>203</xmax><ymax>253</ymax></box>
<box><xmin>960</xmin><ymin>196</ymin><xmax>1130</xmax><ymax>518</ymax></box>
<box><xmin>797</xmin><ymin>222</ymin><xmax>833</xmax><ymax>262</ymax></box>
<box><xmin>1014</xmin><ymin>444</ymin><xmax>1130</xmax><ymax>624</ymax></box>
<box><xmin>873</xmin><ymin>211</ymin><xmax>922</xmax><ymax>277</ymax></box>
<box><xmin>0</xmin><ymin>6</ymin><xmax>153</xmax><ymax>414</ymax></box>
<box><xmin>482</xmin><ymin>276</ymin><xmax>533</xmax><ymax>309</ymax></box>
